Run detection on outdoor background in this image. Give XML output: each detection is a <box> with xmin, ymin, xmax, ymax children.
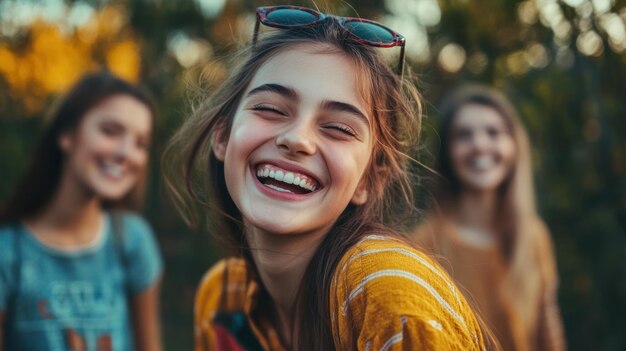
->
<box><xmin>1</xmin><ymin>0</ymin><xmax>625</xmax><ymax>349</ymax></box>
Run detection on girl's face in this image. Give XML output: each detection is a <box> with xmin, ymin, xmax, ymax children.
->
<box><xmin>449</xmin><ymin>103</ymin><xmax>516</xmax><ymax>193</ymax></box>
<box><xmin>60</xmin><ymin>94</ymin><xmax>152</xmax><ymax>201</ymax></box>
<box><xmin>213</xmin><ymin>45</ymin><xmax>373</xmax><ymax>236</ymax></box>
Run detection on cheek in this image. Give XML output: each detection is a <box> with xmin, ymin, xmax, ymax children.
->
<box><xmin>336</xmin><ymin>147</ymin><xmax>371</xmax><ymax>190</ymax></box>
<box><xmin>450</xmin><ymin>141</ymin><xmax>469</xmax><ymax>168</ymax></box>
<box><xmin>221</xmin><ymin>125</ymin><xmax>260</xmax><ymax>184</ymax></box>
<box><xmin>500</xmin><ymin>138</ymin><xmax>517</xmax><ymax>168</ymax></box>
<box><xmin>226</xmin><ymin>118</ymin><xmax>273</xmax><ymax>161</ymax></box>
<box><xmin>134</xmin><ymin>152</ymin><xmax>150</xmax><ymax>170</ymax></box>
<box><xmin>224</xmin><ymin>128</ymin><xmax>253</xmax><ymax>166</ymax></box>
<box><xmin>80</xmin><ymin>133</ymin><xmax>117</xmax><ymax>157</ymax></box>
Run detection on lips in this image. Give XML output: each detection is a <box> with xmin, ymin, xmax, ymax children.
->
<box><xmin>255</xmin><ymin>163</ymin><xmax>320</xmax><ymax>194</ymax></box>
<box><xmin>468</xmin><ymin>155</ymin><xmax>497</xmax><ymax>172</ymax></box>
<box><xmin>100</xmin><ymin>160</ymin><xmax>126</xmax><ymax>179</ymax></box>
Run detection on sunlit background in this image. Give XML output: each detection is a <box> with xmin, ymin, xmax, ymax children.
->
<box><xmin>1</xmin><ymin>0</ymin><xmax>625</xmax><ymax>349</ymax></box>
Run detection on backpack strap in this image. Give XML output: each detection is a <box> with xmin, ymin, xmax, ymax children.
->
<box><xmin>4</xmin><ymin>223</ymin><xmax>22</xmax><ymax>348</ymax></box>
<box><xmin>110</xmin><ymin>213</ymin><xmax>130</xmax><ymax>291</ymax></box>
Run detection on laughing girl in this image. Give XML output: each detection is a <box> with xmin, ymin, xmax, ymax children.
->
<box><xmin>165</xmin><ymin>6</ymin><xmax>486</xmax><ymax>351</ymax></box>
<box><xmin>0</xmin><ymin>72</ymin><xmax>163</xmax><ymax>351</ymax></box>
<box><xmin>412</xmin><ymin>85</ymin><xmax>565</xmax><ymax>351</ymax></box>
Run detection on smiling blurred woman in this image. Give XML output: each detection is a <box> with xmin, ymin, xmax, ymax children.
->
<box><xmin>0</xmin><ymin>71</ymin><xmax>163</xmax><ymax>351</ymax></box>
<box><xmin>413</xmin><ymin>84</ymin><xmax>566</xmax><ymax>351</ymax></box>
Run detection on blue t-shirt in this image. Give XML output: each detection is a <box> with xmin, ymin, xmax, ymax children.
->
<box><xmin>0</xmin><ymin>212</ymin><xmax>163</xmax><ymax>351</ymax></box>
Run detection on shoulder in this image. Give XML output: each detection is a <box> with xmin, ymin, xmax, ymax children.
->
<box><xmin>0</xmin><ymin>224</ymin><xmax>20</xmax><ymax>309</ymax></box>
<box><xmin>531</xmin><ymin>218</ymin><xmax>559</xmax><ymax>285</ymax></box>
<box><xmin>111</xmin><ymin>211</ymin><xmax>154</xmax><ymax>236</ymax></box>
<box><xmin>333</xmin><ymin>234</ymin><xmax>463</xmax><ymax>314</ymax></box>
<box><xmin>195</xmin><ymin>258</ymin><xmax>249</xmax><ymax>324</ymax></box>
<box><xmin>411</xmin><ymin>215</ymin><xmax>450</xmax><ymax>254</ymax></box>
<box><xmin>0</xmin><ymin>224</ymin><xmax>19</xmax><ymax>265</ymax></box>
<box><xmin>108</xmin><ymin>211</ymin><xmax>158</xmax><ymax>252</ymax></box>
<box><xmin>0</xmin><ymin>223</ymin><xmax>19</xmax><ymax>238</ymax></box>
<box><xmin>533</xmin><ymin>218</ymin><xmax>555</xmax><ymax>253</ymax></box>
<box><xmin>332</xmin><ymin>234</ymin><xmax>484</xmax><ymax>350</ymax></box>
<box><xmin>109</xmin><ymin>211</ymin><xmax>163</xmax><ymax>292</ymax></box>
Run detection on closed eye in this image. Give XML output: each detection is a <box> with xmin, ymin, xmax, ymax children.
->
<box><xmin>250</xmin><ymin>104</ymin><xmax>286</xmax><ymax>115</ymax></box>
<box><xmin>454</xmin><ymin>129</ymin><xmax>472</xmax><ymax>140</ymax></box>
<box><xmin>136</xmin><ymin>138</ymin><xmax>150</xmax><ymax>150</ymax></box>
<box><xmin>487</xmin><ymin>127</ymin><xmax>508</xmax><ymax>138</ymax></box>
<box><xmin>100</xmin><ymin>122</ymin><xmax>124</xmax><ymax>137</ymax></box>
<box><xmin>323</xmin><ymin>123</ymin><xmax>357</xmax><ymax>138</ymax></box>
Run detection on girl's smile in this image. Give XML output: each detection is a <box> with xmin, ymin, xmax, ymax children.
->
<box><xmin>213</xmin><ymin>44</ymin><xmax>373</xmax><ymax>236</ymax></box>
<box><xmin>60</xmin><ymin>94</ymin><xmax>152</xmax><ymax>201</ymax></box>
<box><xmin>254</xmin><ymin>161</ymin><xmax>320</xmax><ymax>196</ymax></box>
<box><xmin>450</xmin><ymin>103</ymin><xmax>516</xmax><ymax>192</ymax></box>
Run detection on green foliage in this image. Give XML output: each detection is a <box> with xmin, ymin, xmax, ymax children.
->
<box><xmin>1</xmin><ymin>0</ymin><xmax>625</xmax><ymax>349</ymax></box>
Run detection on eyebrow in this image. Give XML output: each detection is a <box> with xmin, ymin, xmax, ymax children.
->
<box><xmin>100</xmin><ymin>115</ymin><xmax>152</xmax><ymax>136</ymax></box>
<box><xmin>246</xmin><ymin>83</ymin><xmax>298</xmax><ymax>100</ymax></box>
<box><xmin>246</xmin><ymin>83</ymin><xmax>369</xmax><ymax>126</ymax></box>
<box><xmin>320</xmin><ymin>100</ymin><xmax>369</xmax><ymax>127</ymax></box>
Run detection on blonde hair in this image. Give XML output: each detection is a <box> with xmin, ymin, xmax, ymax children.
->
<box><xmin>430</xmin><ymin>84</ymin><xmax>554</xmax><ymax>349</ymax></box>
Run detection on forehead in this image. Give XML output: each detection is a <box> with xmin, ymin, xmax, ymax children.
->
<box><xmin>452</xmin><ymin>103</ymin><xmax>507</xmax><ymax>129</ymax></box>
<box><xmin>82</xmin><ymin>94</ymin><xmax>152</xmax><ymax>134</ymax></box>
<box><xmin>248</xmin><ymin>44</ymin><xmax>370</xmax><ymax>112</ymax></box>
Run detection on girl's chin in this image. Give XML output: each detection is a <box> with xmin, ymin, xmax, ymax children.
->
<box><xmin>244</xmin><ymin>217</ymin><xmax>313</xmax><ymax>237</ymax></box>
<box><xmin>463</xmin><ymin>182</ymin><xmax>502</xmax><ymax>193</ymax></box>
<box><xmin>93</xmin><ymin>186</ymin><xmax>134</xmax><ymax>201</ymax></box>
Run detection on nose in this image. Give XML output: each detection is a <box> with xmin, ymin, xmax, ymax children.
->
<box><xmin>471</xmin><ymin>131</ymin><xmax>491</xmax><ymax>151</ymax></box>
<box><xmin>275</xmin><ymin>120</ymin><xmax>317</xmax><ymax>157</ymax></box>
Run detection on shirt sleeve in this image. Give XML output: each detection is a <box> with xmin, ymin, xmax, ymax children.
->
<box><xmin>331</xmin><ymin>235</ymin><xmax>485</xmax><ymax>351</ymax></box>
<box><xmin>194</xmin><ymin>260</ymin><xmax>228</xmax><ymax>351</ymax></box>
<box><xmin>0</xmin><ymin>227</ymin><xmax>17</xmax><ymax>311</ymax></box>
<box><xmin>121</xmin><ymin>213</ymin><xmax>164</xmax><ymax>294</ymax></box>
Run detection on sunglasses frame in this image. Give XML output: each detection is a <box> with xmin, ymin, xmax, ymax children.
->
<box><xmin>253</xmin><ymin>5</ymin><xmax>406</xmax><ymax>75</ymax></box>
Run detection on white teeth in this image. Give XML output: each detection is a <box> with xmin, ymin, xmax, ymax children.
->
<box><xmin>275</xmin><ymin>170</ymin><xmax>284</xmax><ymax>181</ymax></box>
<box><xmin>266</xmin><ymin>184</ymin><xmax>293</xmax><ymax>193</ymax></box>
<box><xmin>103</xmin><ymin>162</ymin><xmax>124</xmax><ymax>178</ymax></box>
<box><xmin>283</xmin><ymin>172</ymin><xmax>294</xmax><ymax>184</ymax></box>
<box><xmin>256</xmin><ymin>164</ymin><xmax>318</xmax><ymax>192</ymax></box>
<box><xmin>471</xmin><ymin>156</ymin><xmax>495</xmax><ymax>171</ymax></box>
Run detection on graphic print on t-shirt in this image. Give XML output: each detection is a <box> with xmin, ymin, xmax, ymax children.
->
<box><xmin>14</xmin><ymin>279</ymin><xmax>127</xmax><ymax>351</ymax></box>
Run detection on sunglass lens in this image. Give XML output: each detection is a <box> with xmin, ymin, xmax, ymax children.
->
<box><xmin>266</xmin><ymin>8</ymin><xmax>319</xmax><ymax>26</ymax></box>
<box><xmin>343</xmin><ymin>21</ymin><xmax>395</xmax><ymax>44</ymax></box>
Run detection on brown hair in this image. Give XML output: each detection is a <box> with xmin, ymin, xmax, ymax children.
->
<box><xmin>431</xmin><ymin>84</ymin><xmax>552</xmax><ymax>348</ymax></box>
<box><xmin>163</xmin><ymin>22</ymin><xmax>422</xmax><ymax>350</ymax></box>
<box><xmin>0</xmin><ymin>71</ymin><xmax>157</xmax><ymax>223</ymax></box>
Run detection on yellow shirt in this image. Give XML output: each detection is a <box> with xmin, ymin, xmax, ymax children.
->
<box><xmin>194</xmin><ymin>235</ymin><xmax>485</xmax><ymax>350</ymax></box>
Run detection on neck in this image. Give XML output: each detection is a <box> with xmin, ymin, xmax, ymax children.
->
<box><xmin>246</xmin><ymin>224</ymin><xmax>328</xmax><ymax>346</ymax></box>
<box><xmin>26</xmin><ymin>168</ymin><xmax>103</xmax><ymax>246</ymax></box>
<box><xmin>446</xmin><ymin>190</ymin><xmax>500</xmax><ymax>247</ymax></box>
<box><xmin>455</xmin><ymin>190</ymin><xmax>498</xmax><ymax>229</ymax></box>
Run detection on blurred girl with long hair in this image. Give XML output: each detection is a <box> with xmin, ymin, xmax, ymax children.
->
<box><xmin>165</xmin><ymin>5</ymin><xmax>487</xmax><ymax>351</ymax></box>
<box><xmin>413</xmin><ymin>84</ymin><xmax>565</xmax><ymax>350</ymax></box>
<box><xmin>0</xmin><ymin>71</ymin><xmax>163</xmax><ymax>351</ymax></box>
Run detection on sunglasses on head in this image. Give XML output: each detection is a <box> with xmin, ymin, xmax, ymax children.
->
<box><xmin>253</xmin><ymin>6</ymin><xmax>406</xmax><ymax>75</ymax></box>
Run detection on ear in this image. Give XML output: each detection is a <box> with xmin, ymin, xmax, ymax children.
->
<box><xmin>58</xmin><ymin>131</ymin><xmax>74</xmax><ymax>152</ymax></box>
<box><xmin>350</xmin><ymin>178</ymin><xmax>369</xmax><ymax>205</ymax></box>
<box><xmin>211</xmin><ymin>123</ymin><xmax>229</xmax><ymax>162</ymax></box>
